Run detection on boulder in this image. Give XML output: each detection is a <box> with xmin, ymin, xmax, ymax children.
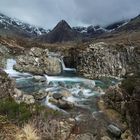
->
<box><xmin>43</xmin><ymin>57</ymin><xmax>62</xmax><ymax>75</ymax></box>
<box><xmin>53</xmin><ymin>93</ymin><xmax>63</xmax><ymax>100</ymax></box>
<box><xmin>14</xmin><ymin>47</ymin><xmax>62</xmax><ymax>75</ymax></box>
<box><xmin>107</xmin><ymin>124</ymin><xmax>121</xmax><ymax>137</ymax></box>
<box><xmin>33</xmin><ymin>76</ymin><xmax>46</xmax><ymax>83</ymax></box>
<box><xmin>58</xmin><ymin>100</ymin><xmax>74</xmax><ymax>109</ymax></box>
<box><xmin>22</xmin><ymin>94</ymin><xmax>35</xmax><ymax>104</ymax></box>
<box><xmin>34</xmin><ymin>89</ymin><xmax>48</xmax><ymax>100</ymax></box>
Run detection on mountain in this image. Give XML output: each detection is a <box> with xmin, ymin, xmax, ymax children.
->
<box><xmin>105</xmin><ymin>20</ymin><xmax>128</xmax><ymax>31</ymax></box>
<box><xmin>0</xmin><ymin>13</ymin><xmax>48</xmax><ymax>38</ymax></box>
<box><xmin>73</xmin><ymin>25</ymin><xmax>107</xmax><ymax>37</ymax></box>
<box><xmin>117</xmin><ymin>14</ymin><xmax>140</xmax><ymax>31</ymax></box>
<box><xmin>38</xmin><ymin>20</ymin><xmax>81</xmax><ymax>43</ymax></box>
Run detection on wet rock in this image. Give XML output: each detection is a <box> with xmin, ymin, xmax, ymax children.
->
<box><xmin>52</xmin><ymin>88</ymin><xmax>71</xmax><ymax>99</ymax></box>
<box><xmin>107</xmin><ymin>124</ymin><xmax>121</xmax><ymax>137</ymax></box>
<box><xmin>48</xmin><ymin>81</ymin><xmax>54</xmax><ymax>87</ymax></box>
<box><xmin>34</xmin><ymin>89</ymin><xmax>48</xmax><ymax>100</ymax></box>
<box><xmin>33</xmin><ymin>76</ymin><xmax>46</xmax><ymax>82</ymax></box>
<box><xmin>58</xmin><ymin>100</ymin><xmax>74</xmax><ymax>109</ymax></box>
<box><xmin>77</xmin><ymin>90</ymin><xmax>85</xmax><ymax>98</ymax></box>
<box><xmin>53</xmin><ymin>93</ymin><xmax>63</xmax><ymax>100</ymax></box>
<box><xmin>58</xmin><ymin>81</ymin><xmax>65</xmax><ymax>87</ymax></box>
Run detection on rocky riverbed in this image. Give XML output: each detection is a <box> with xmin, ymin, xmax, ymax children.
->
<box><xmin>0</xmin><ymin>46</ymin><xmax>136</xmax><ymax>140</ymax></box>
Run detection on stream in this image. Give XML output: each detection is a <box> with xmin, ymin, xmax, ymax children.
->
<box><xmin>3</xmin><ymin>58</ymin><xmax>118</xmax><ymax>116</ymax></box>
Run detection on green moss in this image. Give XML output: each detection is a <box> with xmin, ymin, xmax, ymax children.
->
<box><xmin>0</xmin><ymin>98</ymin><xmax>32</xmax><ymax>123</ymax></box>
<box><xmin>0</xmin><ymin>98</ymin><xmax>63</xmax><ymax>125</ymax></box>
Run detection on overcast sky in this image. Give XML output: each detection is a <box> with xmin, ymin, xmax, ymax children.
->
<box><xmin>0</xmin><ymin>0</ymin><xmax>140</xmax><ymax>29</ymax></box>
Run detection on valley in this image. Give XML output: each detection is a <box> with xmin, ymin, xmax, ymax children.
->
<box><xmin>0</xmin><ymin>11</ymin><xmax>140</xmax><ymax>140</ymax></box>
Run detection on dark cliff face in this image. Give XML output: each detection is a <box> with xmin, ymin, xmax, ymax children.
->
<box><xmin>103</xmin><ymin>73</ymin><xmax>140</xmax><ymax>139</ymax></box>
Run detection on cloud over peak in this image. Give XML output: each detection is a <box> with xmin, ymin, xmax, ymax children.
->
<box><xmin>0</xmin><ymin>0</ymin><xmax>140</xmax><ymax>29</ymax></box>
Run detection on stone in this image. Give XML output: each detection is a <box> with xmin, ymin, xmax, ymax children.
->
<box><xmin>107</xmin><ymin>124</ymin><xmax>121</xmax><ymax>137</ymax></box>
<box><xmin>34</xmin><ymin>90</ymin><xmax>48</xmax><ymax>100</ymax></box>
<box><xmin>53</xmin><ymin>93</ymin><xmax>63</xmax><ymax>100</ymax></box>
<box><xmin>121</xmin><ymin>130</ymin><xmax>133</xmax><ymax>140</ymax></box>
<box><xmin>13</xmin><ymin>88</ymin><xmax>23</xmax><ymax>99</ymax></box>
<box><xmin>14</xmin><ymin>48</ymin><xmax>62</xmax><ymax>75</ymax></box>
<box><xmin>33</xmin><ymin>76</ymin><xmax>46</xmax><ymax>82</ymax></box>
<box><xmin>44</xmin><ymin>57</ymin><xmax>62</xmax><ymax>75</ymax></box>
<box><xmin>51</xmin><ymin>88</ymin><xmax>71</xmax><ymax>100</ymax></box>
<box><xmin>22</xmin><ymin>94</ymin><xmax>35</xmax><ymax>104</ymax></box>
<box><xmin>58</xmin><ymin>81</ymin><xmax>65</xmax><ymax>87</ymax></box>
<box><xmin>77</xmin><ymin>90</ymin><xmax>84</xmax><ymax>98</ymax></box>
<box><xmin>58</xmin><ymin>100</ymin><xmax>73</xmax><ymax>109</ymax></box>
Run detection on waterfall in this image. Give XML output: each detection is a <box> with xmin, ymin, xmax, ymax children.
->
<box><xmin>60</xmin><ymin>57</ymin><xmax>76</xmax><ymax>72</ymax></box>
<box><xmin>4</xmin><ymin>58</ymin><xmax>32</xmax><ymax>78</ymax></box>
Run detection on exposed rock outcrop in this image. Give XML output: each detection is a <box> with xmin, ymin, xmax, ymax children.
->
<box><xmin>72</xmin><ymin>42</ymin><xmax>140</xmax><ymax>79</ymax></box>
<box><xmin>0</xmin><ymin>69</ymin><xmax>15</xmax><ymax>99</ymax></box>
<box><xmin>103</xmin><ymin>74</ymin><xmax>140</xmax><ymax>139</ymax></box>
<box><xmin>14</xmin><ymin>47</ymin><xmax>62</xmax><ymax>75</ymax></box>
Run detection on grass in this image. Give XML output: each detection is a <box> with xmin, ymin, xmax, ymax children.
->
<box><xmin>16</xmin><ymin>123</ymin><xmax>40</xmax><ymax>140</ymax></box>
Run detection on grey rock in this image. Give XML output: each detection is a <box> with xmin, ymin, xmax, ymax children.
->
<box><xmin>107</xmin><ymin>124</ymin><xmax>121</xmax><ymax>137</ymax></box>
<box><xmin>33</xmin><ymin>76</ymin><xmax>46</xmax><ymax>82</ymax></box>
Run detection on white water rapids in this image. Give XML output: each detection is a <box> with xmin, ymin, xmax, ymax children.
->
<box><xmin>4</xmin><ymin>58</ymin><xmax>103</xmax><ymax>112</ymax></box>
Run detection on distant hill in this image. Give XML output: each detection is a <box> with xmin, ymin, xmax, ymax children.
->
<box><xmin>0</xmin><ymin>13</ymin><xmax>48</xmax><ymax>38</ymax></box>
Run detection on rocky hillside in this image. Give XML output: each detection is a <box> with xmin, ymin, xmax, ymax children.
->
<box><xmin>117</xmin><ymin>14</ymin><xmax>140</xmax><ymax>31</ymax></box>
<box><xmin>103</xmin><ymin>73</ymin><xmax>140</xmax><ymax>139</ymax></box>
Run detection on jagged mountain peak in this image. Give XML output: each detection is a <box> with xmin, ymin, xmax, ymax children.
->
<box><xmin>0</xmin><ymin>12</ymin><xmax>48</xmax><ymax>38</ymax></box>
<box><xmin>53</xmin><ymin>20</ymin><xmax>72</xmax><ymax>31</ymax></box>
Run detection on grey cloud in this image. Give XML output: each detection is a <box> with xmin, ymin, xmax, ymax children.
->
<box><xmin>0</xmin><ymin>0</ymin><xmax>140</xmax><ymax>29</ymax></box>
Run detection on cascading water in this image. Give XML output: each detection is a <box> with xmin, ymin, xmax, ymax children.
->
<box><xmin>60</xmin><ymin>57</ymin><xmax>76</xmax><ymax>73</ymax></box>
<box><xmin>4</xmin><ymin>58</ymin><xmax>106</xmax><ymax>114</ymax></box>
<box><xmin>4</xmin><ymin>58</ymin><xmax>32</xmax><ymax>78</ymax></box>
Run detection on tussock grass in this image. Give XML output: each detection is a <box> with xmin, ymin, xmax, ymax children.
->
<box><xmin>16</xmin><ymin>123</ymin><xmax>40</xmax><ymax>140</ymax></box>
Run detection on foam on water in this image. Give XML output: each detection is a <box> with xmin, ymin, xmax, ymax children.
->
<box><xmin>4</xmin><ymin>59</ymin><xmax>32</xmax><ymax>78</ymax></box>
<box><xmin>4</xmin><ymin>58</ymin><xmax>102</xmax><ymax>112</ymax></box>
